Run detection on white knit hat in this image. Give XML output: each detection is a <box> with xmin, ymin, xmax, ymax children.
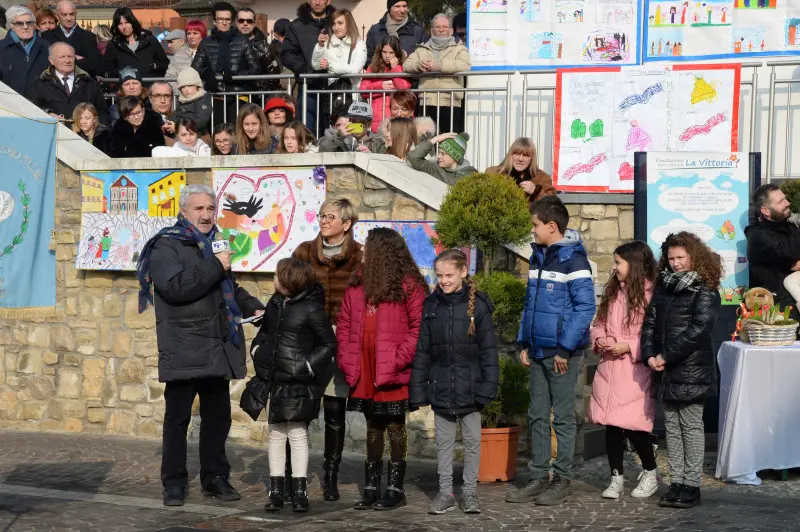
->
<box><xmin>176</xmin><ymin>67</ymin><xmax>203</xmax><ymax>90</ymax></box>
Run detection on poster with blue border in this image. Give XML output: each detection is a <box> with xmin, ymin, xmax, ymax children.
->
<box><xmin>644</xmin><ymin>0</ymin><xmax>800</xmax><ymax>62</ymax></box>
<box><xmin>645</xmin><ymin>152</ymin><xmax>751</xmax><ymax>305</ymax></box>
<box><xmin>469</xmin><ymin>0</ymin><xmax>643</xmax><ymax>70</ymax></box>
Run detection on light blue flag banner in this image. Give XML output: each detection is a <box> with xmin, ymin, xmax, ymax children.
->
<box><xmin>0</xmin><ymin>116</ymin><xmax>57</xmax><ymax>318</ymax></box>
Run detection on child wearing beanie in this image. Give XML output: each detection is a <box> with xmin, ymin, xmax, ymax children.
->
<box><xmin>408</xmin><ymin>131</ymin><xmax>477</xmax><ymax>185</ymax></box>
<box><xmin>168</xmin><ymin>67</ymin><xmax>212</xmax><ymax>135</ymax></box>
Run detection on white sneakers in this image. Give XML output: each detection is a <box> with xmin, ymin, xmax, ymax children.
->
<box><xmin>602</xmin><ymin>469</ymin><xmax>659</xmax><ymax>499</ymax></box>
<box><xmin>631</xmin><ymin>469</ymin><xmax>660</xmax><ymax>498</ymax></box>
<box><xmin>601</xmin><ymin>472</ymin><xmax>624</xmax><ymax>499</ymax></box>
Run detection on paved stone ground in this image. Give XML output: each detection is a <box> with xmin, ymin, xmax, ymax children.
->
<box><xmin>0</xmin><ymin>429</ymin><xmax>797</xmax><ymax>531</ymax></box>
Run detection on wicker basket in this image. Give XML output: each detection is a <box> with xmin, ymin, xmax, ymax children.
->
<box><xmin>742</xmin><ymin>319</ymin><xmax>799</xmax><ymax>346</ymax></box>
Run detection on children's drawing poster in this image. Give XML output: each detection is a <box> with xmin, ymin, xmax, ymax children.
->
<box><xmin>641</xmin><ymin>152</ymin><xmax>752</xmax><ymax>305</ymax></box>
<box><xmin>213</xmin><ymin>167</ymin><xmax>326</xmax><ymax>272</ymax></box>
<box><xmin>353</xmin><ymin>221</ymin><xmax>477</xmax><ymax>290</ymax></box>
<box><xmin>644</xmin><ymin>0</ymin><xmax>800</xmax><ymax>61</ymax></box>
<box><xmin>76</xmin><ymin>170</ymin><xmax>184</xmax><ymax>270</ymax></box>
<box><xmin>554</xmin><ymin>63</ymin><xmax>740</xmax><ymax>192</ymax></box>
<box><xmin>468</xmin><ymin>0</ymin><xmax>643</xmax><ymax>69</ymax></box>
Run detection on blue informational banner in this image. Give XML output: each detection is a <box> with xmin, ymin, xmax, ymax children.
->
<box><xmin>643</xmin><ymin>151</ymin><xmax>753</xmax><ymax>305</ymax></box>
<box><xmin>0</xmin><ymin>116</ymin><xmax>57</xmax><ymax>317</ymax></box>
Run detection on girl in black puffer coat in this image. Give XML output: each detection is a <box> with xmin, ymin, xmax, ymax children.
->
<box><xmin>251</xmin><ymin>258</ymin><xmax>337</xmax><ymax>513</ymax></box>
<box><xmin>641</xmin><ymin>231</ymin><xmax>722</xmax><ymax>511</ymax></box>
<box><xmin>409</xmin><ymin>250</ymin><xmax>499</xmax><ymax>514</ymax></box>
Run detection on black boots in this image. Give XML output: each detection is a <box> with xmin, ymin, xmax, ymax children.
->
<box><xmin>323</xmin><ymin>396</ymin><xmax>346</xmax><ymax>502</ymax></box>
<box><xmin>292</xmin><ymin>477</ymin><xmax>310</xmax><ymax>512</ymax></box>
<box><xmin>264</xmin><ymin>477</ymin><xmax>284</xmax><ymax>512</ymax></box>
<box><xmin>674</xmin><ymin>485</ymin><xmax>701</xmax><ymax>508</ymax></box>
<box><xmin>354</xmin><ymin>461</ymin><xmax>383</xmax><ymax>510</ymax></box>
<box><xmin>283</xmin><ymin>450</ymin><xmax>293</xmax><ymax>502</ymax></box>
<box><xmin>374</xmin><ymin>460</ymin><xmax>406</xmax><ymax>511</ymax></box>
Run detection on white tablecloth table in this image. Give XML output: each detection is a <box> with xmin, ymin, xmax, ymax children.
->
<box><xmin>715</xmin><ymin>341</ymin><xmax>800</xmax><ymax>483</ymax></box>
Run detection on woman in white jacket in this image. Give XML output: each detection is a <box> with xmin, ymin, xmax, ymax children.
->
<box><xmin>311</xmin><ymin>9</ymin><xmax>367</xmax><ymax>92</ymax></box>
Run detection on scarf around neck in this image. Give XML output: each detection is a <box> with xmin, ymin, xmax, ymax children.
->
<box><xmin>385</xmin><ymin>15</ymin><xmax>408</xmax><ymax>37</ymax></box>
<box><xmin>136</xmin><ymin>213</ymin><xmax>243</xmax><ymax>346</ymax></box>
<box><xmin>212</xmin><ymin>28</ymin><xmax>235</xmax><ymax>74</ymax></box>
<box><xmin>660</xmin><ymin>269</ymin><xmax>702</xmax><ymax>293</ymax></box>
<box><xmin>430</xmin><ymin>35</ymin><xmax>454</xmax><ymax>51</ymax></box>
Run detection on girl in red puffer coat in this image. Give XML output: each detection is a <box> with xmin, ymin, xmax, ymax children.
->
<box><xmin>337</xmin><ymin>227</ymin><xmax>428</xmax><ymax>511</ymax></box>
<box><xmin>359</xmin><ymin>35</ymin><xmax>412</xmax><ymax>133</ymax></box>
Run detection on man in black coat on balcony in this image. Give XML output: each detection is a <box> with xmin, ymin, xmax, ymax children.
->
<box><xmin>191</xmin><ymin>1</ymin><xmax>260</xmax><ymax>123</ymax></box>
<box><xmin>30</xmin><ymin>42</ymin><xmax>108</xmax><ymax>124</ymax></box>
<box><xmin>137</xmin><ymin>184</ymin><xmax>265</xmax><ymax>508</ymax></box>
<box><xmin>280</xmin><ymin>0</ymin><xmax>336</xmax><ymax>133</ymax></box>
<box><xmin>41</xmin><ymin>1</ymin><xmax>100</xmax><ymax>78</ymax></box>
<box><xmin>365</xmin><ymin>0</ymin><xmax>427</xmax><ymax>67</ymax></box>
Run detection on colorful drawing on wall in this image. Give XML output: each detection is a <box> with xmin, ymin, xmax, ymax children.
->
<box><xmin>786</xmin><ymin>18</ymin><xmax>800</xmax><ymax>46</ymax></box>
<box><xmin>520</xmin><ymin>0</ymin><xmax>543</xmax><ymax>21</ymax></box>
<box><xmin>689</xmin><ymin>0</ymin><xmax>733</xmax><ymax>26</ymax></box>
<box><xmin>213</xmin><ymin>167</ymin><xmax>326</xmax><ymax>272</ymax></box>
<box><xmin>648</xmin><ymin>1</ymin><xmax>690</xmax><ymax>26</ymax></box>
<box><xmin>554</xmin><ymin>63</ymin><xmax>741</xmax><ymax>192</ymax></box>
<box><xmin>529</xmin><ymin>32</ymin><xmax>564</xmax><ymax>58</ymax></box>
<box><xmin>581</xmin><ymin>29</ymin><xmax>630</xmax><ymax>61</ymax></box>
<box><xmin>647</xmin><ymin>27</ymin><xmax>684</xmax><ymax>56</ymax></box>
<box><xmin>474</xmin><ymin>0</ymin><xmax>508</xmax><ymax>13</ymax></box>
<box><xmin>76</xmin><ymin>170</ymin><xmax>185</xmax><ymax>270</ymax></box>
<box><xmin>352</xmin><ymin>221</ymin><xmax>477</xmax><ymax>290</ymax></box>
<box><xmin>598</xmin><ymin>1</ymin><xmax>637</xmax><ymax>23</ymax></box>
<box><xmin>732</xmin><ymin>25</ymin><xmax>766</xmax><ymax>52</ymax></box>
<box><xmin>734</xmin><ymin>0</ymin><xmax>776</xmax><ymax>8</ymax></box>
<box><xmin>554</xmin><ymin>1</ymin><xmax>587</xmax><ymax>23</ymax></box>
<box><xmin>469</xmin><ymin>30</ymin><xmax>509</xmax><ymax>60</ymax></box>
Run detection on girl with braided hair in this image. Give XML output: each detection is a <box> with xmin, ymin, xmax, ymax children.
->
<box><xmin>409</xmin><ymin>250</ymin><xmax>500</xmax><ymax>515</ymax></box>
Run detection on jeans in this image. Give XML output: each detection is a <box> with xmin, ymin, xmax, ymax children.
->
<box><xmin>161</xmin><ymin>377</ymin><xmax>232</xmax><ymax>489</ymax></box>
<box><xmin>527</xmin><ymin>355</ymin><xmax>582</xmax><ymax>481</ymax></box>
<box><xmin>434</xmin><ymin>411</ymin><xmax>481</xmax><ymax>495</ymax></box>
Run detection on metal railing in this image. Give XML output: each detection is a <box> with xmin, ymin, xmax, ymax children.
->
<box><xmin>102</xmin><ymin>63</ymin><xmax>790</xmax><ymax>178</ymax></box>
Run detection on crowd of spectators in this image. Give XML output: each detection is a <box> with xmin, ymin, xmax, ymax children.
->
<box><xmin>0</xmin><ymin>0</ymin><xmax>555</xmax><ymax>194</ymax></box>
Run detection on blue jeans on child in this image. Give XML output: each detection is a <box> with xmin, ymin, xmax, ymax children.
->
<box><xmin>526</xmin><ymin>355</ymin><xmax>582</xmax><ymax>481</ymax></box>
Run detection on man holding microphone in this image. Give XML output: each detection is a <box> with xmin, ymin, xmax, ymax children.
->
<box><xmin>136</xmin><ymin>184</ymin><xmax>264</xmax><ymax>507</ymax></box>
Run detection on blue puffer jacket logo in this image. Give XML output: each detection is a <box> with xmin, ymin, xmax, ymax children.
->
<box><xmin>517</xmin><ymin>229</ymin><xmax>596</xmax><ymax>359</ymax></box>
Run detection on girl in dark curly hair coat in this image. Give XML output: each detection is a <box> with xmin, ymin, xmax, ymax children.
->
<box><xmin>336</xmin><ymin>227</ymin><xmax>429</xmax><ymax>511</ymax></box>
<box><xmin>641</xmin><ymin>231</ymin><xmax>722</xmax><ymax>510</ymax></box>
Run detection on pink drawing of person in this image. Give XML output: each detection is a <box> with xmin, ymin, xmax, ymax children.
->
<box><xmin>626</xmin><ymin>120</ymin><xmax>652</xmax><ymax>151</ymax></box>
<box><xmin>257</xmin><ymin>203</ymin><xmax>286</xmax><ymax>255</ymax></box>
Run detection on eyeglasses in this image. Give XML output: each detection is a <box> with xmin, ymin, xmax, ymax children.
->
<box><xmin>151</xmin><ymin>94</ymin><xmax>172</xmax><ymax>99</ymax></box>
<box><xmin>128</xmin><ymin>110</ymin><xmax>145</xmax><ymax>118</ymax></box>
<box><xmin>13</xmin><ymin>20</ymin><xmax>35</xmax><ymax>28</ymax></box>
<box><xmin>215</xmin><ymin>17</ymin><xmax>232</xmax><ymax>22</ymax></box>
<box><xmin>214</xmin><ymin>138</ymin><xmax>232</xmax><ymax>145</ymax></box>
<box><xmin>237</xmin><ymin>18</ymin><xmax>254</xmax><ymax>24</ymax></box>
<box><xmin>316</xmin><ymin>213</ymin><xmax>340</xmax><ymax>223</ymax></box>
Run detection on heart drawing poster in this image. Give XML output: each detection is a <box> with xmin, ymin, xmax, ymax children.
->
<box><xmin>213</xmin><ymin>167</ymin><xmax>326</xmax><ymax>272</ymax></box>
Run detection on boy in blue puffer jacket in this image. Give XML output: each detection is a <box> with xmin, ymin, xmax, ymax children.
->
<box><xmin>506</xmin><ymin>195</ymin><xmax>596</xmax><ymax>507</ymax></box>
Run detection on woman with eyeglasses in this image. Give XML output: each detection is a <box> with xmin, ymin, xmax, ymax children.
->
<box><xmin>212</xmin><ymin>122</ymin><xmax>236</xmax><ymax>155</ymax></box>
<box><xmin>291</xmin><ymin>198</ymin><xmax>363</xmax><ymax>502</ymax></box>
<box><xmin>0</xmin><ymin>6</ymin><xmax>50</xmax><ymax>97</ymax></box>
<box><xmin>102</xmin><ymin>7</ymin><xmax>169</xmax><ymax>81</ymax></box>
<box><xmin>110</xmin><ymin>95</ymin><xmax>166</xmax><ymax>157</ymax></box>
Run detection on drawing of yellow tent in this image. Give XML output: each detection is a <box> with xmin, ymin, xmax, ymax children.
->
<box><xmin>691</xmin><ymin>76</ymin><xmax>718</xmax><ymax>104</ymax></box>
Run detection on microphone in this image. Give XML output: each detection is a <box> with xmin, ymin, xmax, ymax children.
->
<box><xmin>212</xmin><ymin>232</ymin><xmax>230</xmax><ymax>255</ymax></box>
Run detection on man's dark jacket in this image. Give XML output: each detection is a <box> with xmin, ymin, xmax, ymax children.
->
<box><xmin>29</xmin><ymin>65</ymin><xmax>109</xmax><ymax>124</ymax></box>
<box><xmin>745</xmin><ymin>217</ymin><xmax>800</xmax><ymax>310</ymax></box>
<box><xmin>280</xmin><ymin>3</ymin><xmax>335</xmax><ymax>88</ymax></box>
<box><xmin>42</xmin><ymin>25</ymin><xmax>100</xmax><ymax>77</ymax></box>
<box><xmin>365</xmin><ymin>12</ymin><xmax>427</xmax><ymax>68</ymax></box>
<box><xmin>191</xmin><ymin>28</ymin><xmax>259</xmax><ymax>93</ymax></box>
<box><xmin>0</xmin><ymin>33</ymin><xmax>50</xmax><ymax>98</ymax></box>
<box><xmin>148</xmin><ymin>235</ymin><xmax>264</xmax><ymax>382</ymax></box>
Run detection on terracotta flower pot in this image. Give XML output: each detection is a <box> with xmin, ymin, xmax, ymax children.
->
<box><xmin>478</xmin><ymin>425</ymin><xmax>521</xmax><ymax>482</ymax></box>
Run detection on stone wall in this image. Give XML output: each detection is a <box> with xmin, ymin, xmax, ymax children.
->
<box><xmin>0</xmin><ymin>159</ymin><xmax>634</xmax><ymax>460</ymax></box>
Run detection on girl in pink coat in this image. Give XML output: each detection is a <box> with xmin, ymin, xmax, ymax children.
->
<box><xmin>588</xmin><ymin>241</ymin><xmax>659</xmax><ymax>500</ymax></box>
<box><xmin>359</xmin><ymin>35</ymin><xmax>412</xmax><ymax>133</ymax></box>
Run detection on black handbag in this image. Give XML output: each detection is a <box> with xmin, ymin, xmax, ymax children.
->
<box><xmin>239</xmin><ymin>376</ymin><xmax>269</xmax><ymax>421</ymax></box>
